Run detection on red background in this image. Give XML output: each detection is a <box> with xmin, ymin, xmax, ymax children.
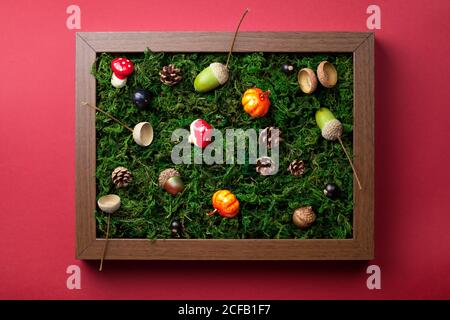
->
<box><xmin>0</xmin><ymin>0</ymin><xmax>449</xmax><ymax>299</ymax></box>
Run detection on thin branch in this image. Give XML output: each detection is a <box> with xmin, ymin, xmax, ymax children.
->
<box><xmin>99</xmin><ymin>213</ymin><xmax>111</xmax><ymax>271</ymax></box>
<box><xmin>225</xmin><ymin>8</ymin><xmax>250</xmax><ymax>68</ymax></box>
<box><xmin>83</xmin><ymin>102</ymin><xmax>133</xmax><ymax>133</ymax></box>
<box><xmin>338</xmin><ymin>137</ymin><xmax>362</xmax><ymax>190</ymax></box>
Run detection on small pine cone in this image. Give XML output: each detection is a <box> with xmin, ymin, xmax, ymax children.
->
<box><xmin>159</xmin><ymin>64</ymin><xmax>182</xmax><ymax>86</ymax></box>
<box><xmin>288</xmin><ymin>160</ymin><xmax>305</xmax><ymax>177</ymax></box>
<box><xmin>259</xmin><ymin>126</ymin><xmax>281</xmax><ymax>149</ymax></box>
<box><xmin>158</xmin><ymin>168</ymin><xmax>180</xmax><ymax>188</ymax></box>
<box><xmin>112</xmin><ymin>166</ymin><xmax>132</xmax><ymax>188</ymax></box>
<box><xmin>256</xmin><ymin>156</ymin><xmax>277</xmax><ymax>176</ymax></box>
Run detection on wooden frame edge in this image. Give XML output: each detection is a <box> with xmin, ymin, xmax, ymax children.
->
<box><xmin>76</xmin><ymin>31</ymin><xmax>372</xmax><ymax>52</ymax></box>
<box><xmin>75</xmin><ymin>32</ymin><xmax>375</xmax><ymax>260</ymax></box>
<box><xmin>77</xmin><ymin>239</ymin><xmax>365</xmax><ymax>261</ymax></box>
<box><xmin>353</xmin><ymin>33</ymin><xmax>375</xmax><ymax>259</ymax></box>
<box><xmin>75</xmin><ymin>33</ymin><xmax>97</xmax><ymax>258</ymax></box>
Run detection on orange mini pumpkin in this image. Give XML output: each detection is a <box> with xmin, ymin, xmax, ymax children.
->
<box><xmin>242</xmin><ymin>88</ymin><xmax>271</xmax><ymax>118</ymax></box>
<box><xmin>209</xmin><ymin>190</ymin><xmax>240</xmax><ymax>218</ymax></box>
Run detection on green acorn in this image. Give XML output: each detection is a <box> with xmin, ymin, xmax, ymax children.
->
<box><xmin>193</xmin><ymin>9</ymin><xmax>249</xmax><ymax>93</ymax></box>
<box><xmin>315</xmin><ymin>107</ymin><xmax>362</xmax><ymax>190</ymax></box>
<box><xmin>315</xmin><ymin>107</ymin><xmax>343</xmax><ymax>141</ymax></box>
<box><xmin>194</xmin><ymin>63</ymin><xmax>229</xmax><ymax>92</ymax></box>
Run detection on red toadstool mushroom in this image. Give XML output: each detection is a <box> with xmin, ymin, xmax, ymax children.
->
<box><xmin>110</xmin><ymin>57</ymin><xmax>134</xmax><ymax>88</ymax></box>
<box><xmin>188</xmin><ymin>119</ymin><xmax>213</xmax><ymax>148</ymax></box>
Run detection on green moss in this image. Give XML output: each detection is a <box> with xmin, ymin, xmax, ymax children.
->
<box><xmin>93</xmin><ymin>50</ymin><xmax>353</xmax><ymax>240</ymax></box>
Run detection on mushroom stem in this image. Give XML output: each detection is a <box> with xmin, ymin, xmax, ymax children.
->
<box><xmin>99</xmin><ymin>212</ymin><xmax>111</xmax><ymax>272</ymax></box>
<box><xmin>337</xmin><ymin>137</ymin><xmax>362</xmax><ymax>190</ymax></box>
<box><xmin>207</xmin><ymin>209</ymin><xmax>218</xmax><ymax>217</ymax></box>
<box><xmin>225</xmin><ymin>8</ymin><xmax>250</xmax><ymax>68</ymax></box>
<box><xmin>82</xmin><ymin>102</ymin><xmax>133</xmax><ymax>133</ymax></box>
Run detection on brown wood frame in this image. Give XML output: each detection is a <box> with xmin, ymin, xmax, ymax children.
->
<box><xmin>76</xmin><ymin>32</ymin><xmax>374</xmax><ymax>260</ymax></box>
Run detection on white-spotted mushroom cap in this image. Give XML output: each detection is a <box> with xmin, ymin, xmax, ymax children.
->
<box><xmin>111</xmin><ymin>57</ymin><xmax>134</xmax><ymax>79</ymax></box>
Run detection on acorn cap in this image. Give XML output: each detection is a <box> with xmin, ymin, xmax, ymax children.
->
<box><xmin>297</xmin><ymin>68</ymin><xmax>318</xmax><ymax>94</ymax></box>
<box><xmin>132</xmin><ymin>122</ymin><xmax>154</xmax><ymax>147</ymax></box>
<box><xmin>97</xmin><ymin>194</ymin><xmax>121</xmax><ymax>214</ymax></box>
<box><xmin>292</xmin><ymin>206</ymin><xmax>316</xmax><ymax>228</ymax></box>
<box><xmin>158</xmin><ymin>168</ymin><xmax>181</xmax><ymax>188</ymax></box>
<box><xmin>317</xmin><ymin>61</ymin><xmax>338</xmax><ymax>88</ymax></box>
<box><xmin>321</xmin><ymin>119</ymin><xmax>343</xmax><ymax>141</ymax></box>
<box><xmin>210</xmin><ymin>62</ymin><xmax>229</xmax><ymax>85</ymax></box>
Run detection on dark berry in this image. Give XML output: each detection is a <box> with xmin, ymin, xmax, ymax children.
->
<box><xmin>324</xmin><ymin>183</ymin><xmax>339</xmax><ymax>199</ymax></box>
<box><xmin>281</xmin><ymin>64</ymin><xmax>294</xmax><ymax>74</ymax></box>
<box><xmin>170</xmin><ymin>219</ymin><xmax>183</xmax><ymax>235</ymax></box>
<box><xmin>131</xmin><ymin>89</ymin><xmax>151</xmax><ymax>109</ymax></box>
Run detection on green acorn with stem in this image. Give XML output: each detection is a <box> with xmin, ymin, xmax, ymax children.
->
<box><xmin>315</xmin><ymin>107</ymin><xmax>362</xmax><ymax>190</ymax></box>
<box><xmin>194</xmin><ymin>8</ymin><xmax>249</xmax><ymax>92</ymax></box>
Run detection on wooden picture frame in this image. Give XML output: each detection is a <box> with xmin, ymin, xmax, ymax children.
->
<box><xmin>76</xmin><ymin>32</ymin><xmax>374</xmax><ymax>260</ymax></box>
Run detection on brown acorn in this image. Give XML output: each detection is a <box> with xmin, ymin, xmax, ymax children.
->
<box><xmin>292</xmin><ymin>206</ymin><xmax>316</xmax><ymax>229</ymax></box>
<box><xmin>158</xmin><ymin>168</ymin><xmax>185</xmax><ymax>196</ymax></box>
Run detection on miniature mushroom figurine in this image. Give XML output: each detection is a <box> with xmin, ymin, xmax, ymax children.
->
<box><xmin>110</xmin><ymin>57</ymin><xmax>134</xmax><ymax>88</ymax></box>
<box><xmin>188</xmin><ymin>119</ymin><xmax>214</xmax><ymax>148</ymax></box>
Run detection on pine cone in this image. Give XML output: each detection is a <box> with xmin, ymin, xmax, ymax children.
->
<box><xmin>159</xmin><ymin>64</ymin><xmax>182</xmax><ymax>86</ymax></box>
<box><xmin>259</xmin><ymin>126</ymin><xmax>281</xmax><ymax>149</ymax></box>
<box><xmin>256</xmin><ymin>156</ymin><xmax>277</xmax><ymax>176</ymax></box>
<box><xmin>288</xmin><ymin>160</ymin><xmax>305</xmax><ymax>177</ymax></box>
<box><xmin>111</xmin><ymin>166</ymin><xmax>132</xmax><ymax>188</ymax></box>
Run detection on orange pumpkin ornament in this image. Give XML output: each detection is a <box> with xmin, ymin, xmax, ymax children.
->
<box><xmin>208</xmin><ymin>190</ymin><xmax>240</xmax><ymax>218</ymax></box>
<box><xmin>242</xmin><ymin>88</ymin><xmax>271</xmax><ymax>118</ymax></box>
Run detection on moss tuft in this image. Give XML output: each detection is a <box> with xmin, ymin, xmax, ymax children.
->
<box><xmin>93</xmin><ymin>51</ymin><xmax>353</xmax><ymax>240</ymax></box>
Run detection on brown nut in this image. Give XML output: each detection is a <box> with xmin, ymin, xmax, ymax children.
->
<box><xmin>292</xmin><ymin>206</ymin><xmax>316</xmax><ymax>228</ymax></box>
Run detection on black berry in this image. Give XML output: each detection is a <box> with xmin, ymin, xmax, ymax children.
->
<box><xmin>324</xmin><ymin>183</ymin><xmax>339</xmax><ymax>199</ymax></box>
<box><xmin>131</xmin><ymin>89</ymin><xmax>151</xmax><ymax>109</ymax></box>
<box><xmin>170</xmin><ymin>219</ymin><xmax>183</xmax><ymax>235</ymax></box>
<box><xmin>281</xmin><ymin>64</ymin><xmax>294</xmax><ymax>74</ymax></box>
